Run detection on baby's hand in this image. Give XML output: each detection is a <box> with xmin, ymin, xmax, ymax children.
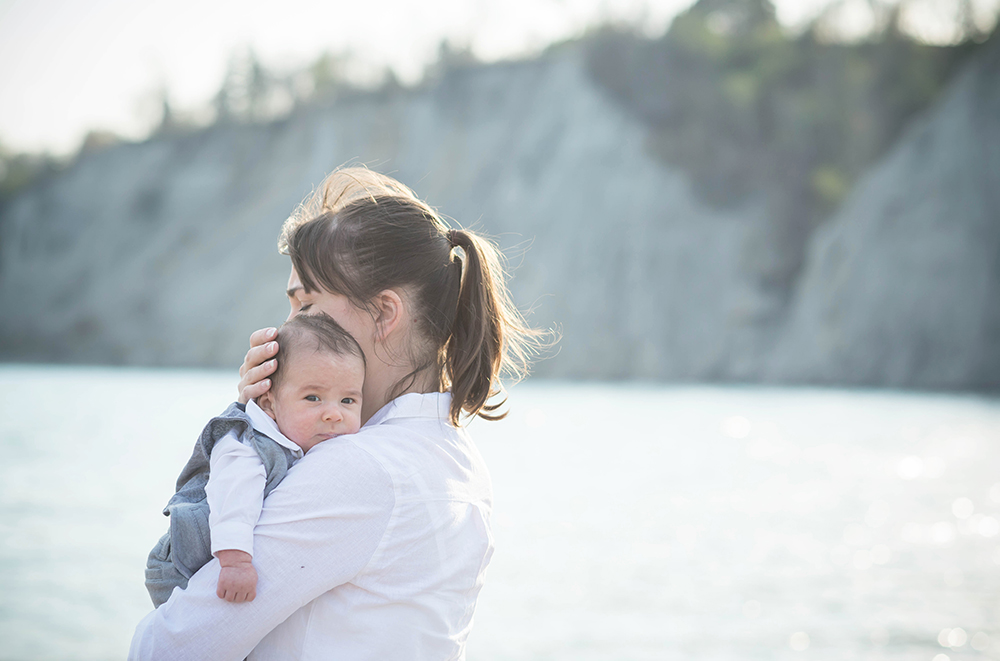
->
<box><xmin>215</xmin><ymin>549</ymin><xmax>257</xmax><ymax>603</ymax></box>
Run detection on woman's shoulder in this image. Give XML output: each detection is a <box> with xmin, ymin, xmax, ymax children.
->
<box><xmin>346</xmin><ymin>391</ymin><xmax>491</xmax><ymax>499</ymax></box>
<box><xmin>277</xmin><ymin>390</ymin><xmax>489</xmax><ymax>518</ymax></box>
<box><xmin>364</xmin><ymin>391</ymin><xmax>453</xmax><ymax>428</ymax></box>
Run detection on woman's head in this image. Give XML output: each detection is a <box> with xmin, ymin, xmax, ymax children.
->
<box><xmin>279</xmin><ymin>167</ymin><xmax>548</xmax><ymax>425</ymax></box>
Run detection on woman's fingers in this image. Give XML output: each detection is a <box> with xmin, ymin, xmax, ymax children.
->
<box><xmin>239</xmin><ymin>375</ymin><xmax>272</xmax><ymax>405</ymax></box>
<box><xmin>249</xmin><ymin>326</ymin><xmax>278</xmax><ymax>349</ymax></box>
<box><xmin>240</xmin><ymin>341</ymin><xmax>279</xmax><ymax>377</ymax></box>
<box><xmin>239</xmin><ymin>329</ymin><xmax>278</xmax><ymax>378</ymax></box>
<box><xmin>238</xmin><ymin>360</ymin><xmax>276</xmax><ymax>404</ymax></box>
<box><xmin>237</xmin><ymin>329</ymin><xmax>279</xmax><ymax>403</ymax></box>
<box><xmin>243</xmin><ymin>359</ymin><xmax>277</xmax><ymax>385</ymax></box>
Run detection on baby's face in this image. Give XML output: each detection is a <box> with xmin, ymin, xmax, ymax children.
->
<box><xmin>269</xmin><ymin>349</ymin><xmax>364</xmax><ymax>452</ymax></box>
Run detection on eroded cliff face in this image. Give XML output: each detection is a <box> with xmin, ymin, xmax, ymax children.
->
<box><xmin>770</xmin><ymin>34</ymin><xmax>1000</xmax><ymax>389</ymax></box>
<box><xmin>1</xmin><ymin>40</ymin><xmax>997</xmax><ymax>388</ymax></box>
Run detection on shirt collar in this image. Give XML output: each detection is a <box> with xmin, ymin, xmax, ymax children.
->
<box><xmin>246</xmin><ymin>399</ymin><xmax>304</xmax><ymax>458</ymax></box>
<box><xmin>363</xmin><ymin>391</ymin><xmax>452</xmax><ymax>429</ymax></box>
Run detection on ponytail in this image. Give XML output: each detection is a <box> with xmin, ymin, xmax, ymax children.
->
<box><xmin>282</xmin><ymin>167</ymin><xmax>553</xmax><ymax>426</ymax></box>
<box><xmin>446</xmin><ymin>230</ymin><xmax>506</xmax><ymax>424</ymax></box>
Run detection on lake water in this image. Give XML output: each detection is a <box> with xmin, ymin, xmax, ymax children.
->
<box><xmin>1</xmin><ymin>366</ymin><xmax>999</xmax><ymax>661</ymax></box>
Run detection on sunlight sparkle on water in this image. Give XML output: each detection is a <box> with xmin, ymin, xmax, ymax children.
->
<box><xmin>843</xmin><ymin>523</ymin><xmax>867</xmax><ymax>545</ymax></box>
<box><xmin>3</xmin><ymin>370</ymin><xmax>1000</xmax><ymax>660</ymax></box>
<box><xmin>788</xmin><ymin>631</ymin><xmax>810</xmax><ymax>651</ymax></box>
<box><xmin>742</xmin><ymin>599</ymin><xmax>761</xmax><ymax>619</ymax></box>
<box><xmin>865</xmin><ymin>499</ymin><xmax>891</xmax><ymax>527</ymax></box>
<box><xmin>944</xmin><ymin>568</ymin><xmax>964</xmax><ymax>587</ymax></box>
<box><xmin>720</xmin><ymin>414</ymin><xmax>752</xmax><ymax>439</ymax></box>
<box><xmin>898</xmin><ymin>455</ymin><xmax>924</xmax><ymax>479</ymax></box>
<box><xmin>923</xmin><ymin>455</ymin><xmax>947</xmax><ymax>477</ymax></box>
<box><xmin>952</xmin><ymin>497</ymin><xmax>975</xmax><ymax>519</ymax></box>
<box><xmin>931</xmin><ymin>521</ymin><xmax>957</xmax><ymax>545</ymax></box>
<box><xmin>978</xmin><ymin>515</ymin><xmax>1000</xmax><ymax>537</ymax></box>
<box><xmin>939</xmin><ymin>627</ymin><xmax>969</xmax><ymax>648</ymax></box>
<box><xmin>523</xmin><ymin>407</ymin><xmax>547</xmax><ymax>429</ymax></box>
<box><xmin>870</xmin><ymin>544</ymin><xmax>891</xmax><ymax>565</ymax></box>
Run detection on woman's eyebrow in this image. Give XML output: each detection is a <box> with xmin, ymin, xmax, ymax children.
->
<box><xmin>286</xmin><ymin>286</ymin><xmax>303</xmax><ymax>298</ymax></box>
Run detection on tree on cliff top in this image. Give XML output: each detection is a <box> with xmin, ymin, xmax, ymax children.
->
<box><xmin>585</xmin><ymin>0</ymin><xmax>989</xmax><ymax>295</ymax></box>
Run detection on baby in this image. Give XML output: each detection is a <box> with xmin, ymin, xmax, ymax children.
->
<box><xmin>145</xmin><ymin>313</ymin><xmax>364</xmax><ymax>607</ymax></box>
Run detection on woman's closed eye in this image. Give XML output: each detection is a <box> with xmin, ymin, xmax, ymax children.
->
<box><xmin>298</xmin><ymin>303</ymin><xmax>313</xmax><ymax>313</ymax></box>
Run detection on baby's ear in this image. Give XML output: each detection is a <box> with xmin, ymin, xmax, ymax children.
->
<box><xmin>256</xmin><ymin>391</ymin><xmax>278</xmax><ymax>420</ymax></box>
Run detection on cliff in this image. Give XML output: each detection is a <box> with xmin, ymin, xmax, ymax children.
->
<box><xmin>1</xmin><ymin>38</ymin><xmax>997</xmax><ymax>388</ymax></box>
<box><xmin>770</xmin><ymin>32</ymin><xmax>1000</xmax><ymax>389</ymax></box>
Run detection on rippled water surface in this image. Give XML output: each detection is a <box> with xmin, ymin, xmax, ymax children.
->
<box><xmin>1</xmin><ymin>366</ymin><xmax>999</xmax><ymax>660</ymax></box>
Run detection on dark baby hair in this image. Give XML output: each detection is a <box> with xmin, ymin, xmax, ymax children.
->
<box><xmin>270</xmin><ymin>312</ymin><xmax>366</xmax><ymax>390</ymax></box>
<box><xmin>278</xmin><ymin>167</ymin><xmax>551</xmax><ymax>425</ymax></box>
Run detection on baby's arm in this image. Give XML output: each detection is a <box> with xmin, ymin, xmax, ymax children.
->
<box><xmin>205</xmin><ymin>431</ymin><xmax>266</xmax><ymax>602</ymax></box>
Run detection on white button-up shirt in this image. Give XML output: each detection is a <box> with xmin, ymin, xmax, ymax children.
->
<box><xmin>129</xmin><ymin>392</ymin><xmax>494</xmax><ymax>660</ymax></box>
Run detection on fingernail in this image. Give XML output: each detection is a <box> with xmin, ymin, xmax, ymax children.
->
<box><xmin>267</xmin><ymin>359</ymin><xmax>277</xmax><ymax>367</ymax></box>
<box><xmin>267</xmin><ymin>328</ymin><xmax>277</xmax><ymax>338</ymax></box>
<box><xmin>262</xmin><ymin>379</ymin><xmax>270</xmax><ymax>387</ymax></box>
<box><xmin>269</xmin><ymin>342</ymin><xmax>278</xmax><ymax>351</ymax></box>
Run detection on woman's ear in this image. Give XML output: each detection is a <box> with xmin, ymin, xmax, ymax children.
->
<box><xmin>371</xmin><ymin>288</ymin><xmax>405</xmax><ymax>342</ymax></box>
<box><xmin>256</xmin><ymin>391</ymin><xmax>278</xmax><ymax>421</ymax></box>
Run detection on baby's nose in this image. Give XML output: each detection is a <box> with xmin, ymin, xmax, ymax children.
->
<box><xmin>323</xmin><ymin>406</ymin><xmax>343</xmax><ymax>422</ymax></box>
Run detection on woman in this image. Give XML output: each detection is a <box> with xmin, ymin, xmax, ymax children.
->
<box><xmin>129</xmin><ymin>168</ymin><xmax>546</xmax><ymax>660</ymax></box>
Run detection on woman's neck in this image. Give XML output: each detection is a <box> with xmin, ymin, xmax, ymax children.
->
<box><xmin>360</xmin><ymin>363</ymin><xmax>439</xmax><ymax>424</ymax></box>
<box><xmin>358</xmin><ymin>298</ymin><xmax>440</xmax><ymax>423</ymax></box>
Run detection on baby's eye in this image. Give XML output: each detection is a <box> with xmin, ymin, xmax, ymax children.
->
<box><xmin>305</xmin><ymin>395</ymin><xmax>320</xmax><ymax>402</ymax></box>
<box><xmin>341</xmin><ymin>398</ymin><xmax>355</xmax><ymax>405</ymax></box>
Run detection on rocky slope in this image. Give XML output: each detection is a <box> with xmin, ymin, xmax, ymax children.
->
<box><xmin>770</xmin><ymin>34</ymin><xmax>1000</xmax><ymax>389</ymax></box>
<box><xmin>1</xmin><ymin>39</ymin><xmax>997</xmax><ymax>388</ymax></box>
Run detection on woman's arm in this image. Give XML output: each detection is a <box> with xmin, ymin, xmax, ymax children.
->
<box><xmin>129</xmin><ymin>439</ymin><xmax>394</xmax><ymax>661</ymax></box>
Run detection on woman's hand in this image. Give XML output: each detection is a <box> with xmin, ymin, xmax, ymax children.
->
<box><xmin>238</xmin><ymin>327</ymin><xmax>279</xmax><ymax>404</ymax></box>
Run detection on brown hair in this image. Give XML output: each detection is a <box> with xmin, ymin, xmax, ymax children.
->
<box><xmin>278</xmin><ymin>167</ymin><xmax>550</xmax><ymax>425</ymax></box>
<box><xmin>270</xmin><ymin>312</ymin><xmax>366</xmax><ymax>391</ymax></box>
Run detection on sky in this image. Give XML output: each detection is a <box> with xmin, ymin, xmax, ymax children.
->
<box><xmin>0</xmin><ymin>0</ymin><xmax>995</xmax><ymax>155</ymax></box>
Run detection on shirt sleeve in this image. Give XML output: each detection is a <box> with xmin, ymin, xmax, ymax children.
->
<box><xmin>129</xmin><ymin>438</ymin><xmax>395</xmax><ymax>661</ymax></box>
<box><xmin>205</xmin><ymin>430</ymin><xmax>266</xmax><ymax>556</ymax></box>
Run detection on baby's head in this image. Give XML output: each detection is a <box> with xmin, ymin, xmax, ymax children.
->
<box><xmin>256</xmin><ymin>313</ymin><xmax>365</xmax><ymax>452</ymax></box>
